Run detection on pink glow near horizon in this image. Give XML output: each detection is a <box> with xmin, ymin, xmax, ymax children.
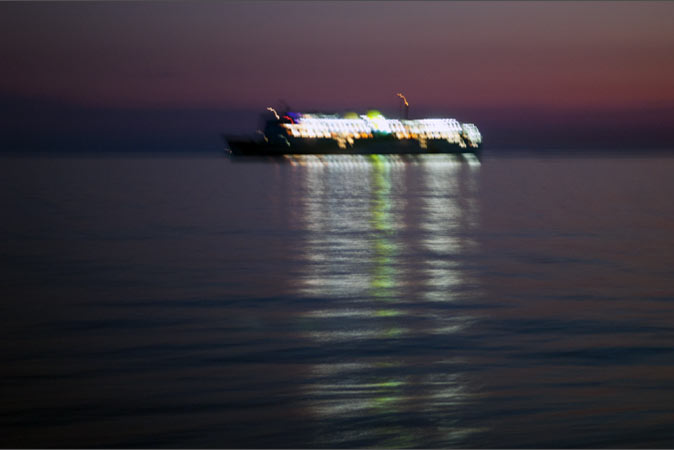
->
<box><xmin>1</xmin><ymin>1</ymin><xmax>673</xmax><ymax>112</ymax></box>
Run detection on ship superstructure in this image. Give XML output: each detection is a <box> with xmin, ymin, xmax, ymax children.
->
<box><xmin>278</xmin><ymin>111</ymin><xmax>481</xmax><ymax>149</ymax></box>
<box><xmin>224</xmin><ymin>108</ymin><xmax>482</xmax><ymax>156</ymax></box>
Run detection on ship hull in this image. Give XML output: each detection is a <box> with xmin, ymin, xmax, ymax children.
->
<box><xmin>223</xmin><ymin>135</ymin><xmax>480</xmax><ymax>156</ymax></box>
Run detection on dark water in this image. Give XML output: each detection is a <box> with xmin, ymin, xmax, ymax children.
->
<box><xmin>2</xmin><ymin>152</ymin><xmax>674</xmax><ymax>448</ymax></box>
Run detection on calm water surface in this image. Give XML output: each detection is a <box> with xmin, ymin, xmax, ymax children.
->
<box><xmin>2</xmin><ymin>153</ymin><xmax>674</xmax><ymax>447</ymax></box>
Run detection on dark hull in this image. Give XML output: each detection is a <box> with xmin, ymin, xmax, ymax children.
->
<box><xmin>223</xmin><ymin>135</ymin><xmax>480</xmax><ymax>156</ymax></box>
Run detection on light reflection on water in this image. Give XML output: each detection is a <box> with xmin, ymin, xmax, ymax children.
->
<box><xmin>4</xmin><ymin>154</ymin><xmax>674</xmax><ymax>448</ymax></box>
<box><xmin>292</xmin><ymin>155</ymin><xmax>483</xmax><ymax>447</ymax></box>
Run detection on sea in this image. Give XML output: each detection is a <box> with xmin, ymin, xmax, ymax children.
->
<box><xmin>2</xmin><ymin>151</ymin><xmax>674</xmax><ymax>448</ymax></box>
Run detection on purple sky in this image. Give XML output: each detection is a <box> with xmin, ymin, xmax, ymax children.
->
<box><xmin>2</xmin><ymin>1</ymin><xmax>674</xmax><ymax>112</ymax></box>
<box><xmin>2</xmin><ymin>1</ymin><xmax>674</xmax><ymax>151</ymax></box>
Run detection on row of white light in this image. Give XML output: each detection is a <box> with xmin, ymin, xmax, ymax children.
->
<box><xmin>461</xmin><ymin>123</ymin><xmax>482</xmax><ymax>143</ymax></box>
<box><xmin>282</xmin><ymin>115</ymin><xmax>471</xmax><ymax>141</ymax></box>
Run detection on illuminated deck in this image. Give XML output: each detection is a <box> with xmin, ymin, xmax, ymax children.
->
<box><xmin>224</xmin><ymin>110</ymin><xmax>482</xmax><ymax>156</ymax></box>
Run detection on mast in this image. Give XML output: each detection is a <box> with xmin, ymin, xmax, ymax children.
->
<box><xmin>397</xmin><ymin>93</ymin><xmax>409</xmax><ymax>120</ymax></box>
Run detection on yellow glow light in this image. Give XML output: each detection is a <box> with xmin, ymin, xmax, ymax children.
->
<box><xmin>396</xmin><ymin>93</ymin><xmax>409</xmax><ymax>107</ymax></box>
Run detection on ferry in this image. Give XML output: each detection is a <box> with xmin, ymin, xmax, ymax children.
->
<box><xmin>222</xmin><ymin>103</ymin><xmax>482</xmax><ymax>156</ymax></box>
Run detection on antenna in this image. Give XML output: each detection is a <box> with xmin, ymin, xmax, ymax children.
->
<box><xmin>397</xmin><ymin>93</ymin><xmax>409</xmax><ymax>119</ymax></box>
<box><xmin>266</xmin><ymin>107</ymin><xmax>280</xmax><ymax>120</ymax></box>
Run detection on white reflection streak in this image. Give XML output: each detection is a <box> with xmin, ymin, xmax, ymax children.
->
<box><xmin>293</xmin><ymin>156</ymin><xmax>481</xmax><ymax>447</ymax></box>
<box><xmin>297</xmin><ymin>158</ymin><xmax>373</xmax><ymax>298</ymax></box>
<box><xmin>295</xmin><ymin>155</ymin><xmax>409</xmax><ymax>298</ymax></box>
<box><xmin>421</xmin><ymin>163</ymin><xmax>464</xmax><ymax>302</ymax></box>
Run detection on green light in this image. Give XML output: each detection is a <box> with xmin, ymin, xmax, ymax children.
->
<box><xmin>375</xmin><ymin>380</ymin><xmax>403</xmax><ymax>388</ymax></box>
<box><xmin>369</xmin><ymin>159</ymin><xmax>398</xmax><ymax>300</ymax></box>
<box><xmin>375</xmin><ymin>309</ymin><xmax>400</xmax><ymax>317</ymax></box>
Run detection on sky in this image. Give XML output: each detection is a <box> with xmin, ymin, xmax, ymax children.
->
<box><xmin>2</xmin><ymin>1</ymin><xmax>674</xmax><ymax>150</ymax></box>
